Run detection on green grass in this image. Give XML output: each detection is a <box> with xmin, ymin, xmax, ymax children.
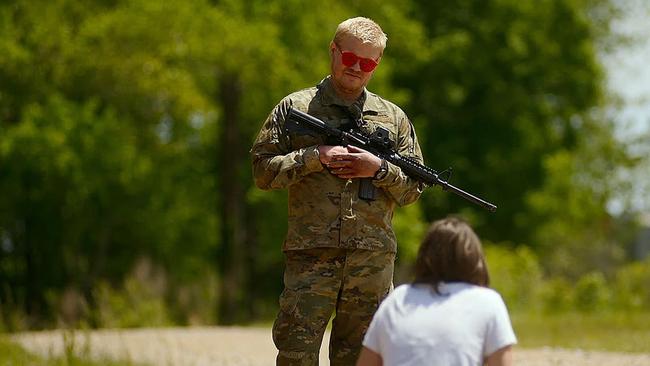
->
<box><xmin>0</xmin><ymin>336</ymin><xmax>38</xmax><ymax>366</ymax></box>
<box><xmin>512</xmin><ymin>311</ymin><xmax>650</xmax><ymax>353</ymax></box>
<box><xmin>4</xmin><ymin>312</ymin><xmax>648</xmax><ymax>365</ymax></box>
<box><xmin>0</xmin><ymin>335</ymin><xmax>147</xmax><ymax>366</ymax></box>
<box><xmin>259</xmin><ymin>311</ymin><xmax>650</xmax><ymax>353</ymax></box>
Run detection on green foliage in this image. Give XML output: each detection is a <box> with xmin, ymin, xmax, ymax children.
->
<box><xmin>0</xmin><ymin>0</ymin><xmax>642</xmax><ymax>327</ymax></box>
<box><xmin>392</xmin><ymin>203</ymin><xmax>427</xmax><ymax>283</ymax></box>
<box><xmin>0</xmin><ymin>0</ymin><xmax>220</xmax><ymax>327</ymax></box>
<box><xmin>393</xmin><ymin>203</ymin><xmax>427</xmax><ymax>264</ymax></box>
<box><xmin>538</xmin><ymin>277</ymin><xmax>574</xmax><ymax>313</ymax></box>
<box><xmin>399</xmin><ymin>0</ymin><xmax>631</xmax><ymax>249</ymax></box>
<box><xmin>485</xmin><ymin>244</ymin><xmax>650</xmax><ymax>313</ymax></box>
<box><xmin>512</xmin><ymin>311</ymin><xmax>650</xmax><ymax>353</ymax></box>
<box><xmin>92</xmin><ymin>258</ymin><xmax>218</xmax><ymax>328</ymax></box>
<box><xmin>0</xmin><ymin>335</ymin><xmax>145</xmax><ymax>366</ymax></box>
<box><xmin>613</xmin><ymin>258</ymin><xmax>650</xmax><ymax>311</ymax></box>
<box><xmin>573</xmin><ymin>272</ymin><xmax>612</xmax><ymax>312</ymax></box>
<box><xmin>94</xmin><ymin>259</ymin><xmax>171</xmax><ymax>329</ymax></box>
<box><xmin>484</xmin><ymin>244</ymin><xmax>543</xmax><ymax>311</ymax></box>
<box><xmin>95</xmin><ymin>281</ymin><xmax>170</xmax><ymax>329</ymax></box>
<box><xmin>0</xmin><ymin>336</ymin><xmax>37</xmax><ymax>365</ymax></box>
<box><xmin>524</xmin><ymin>116</ymin><xmax>634</xmax><ymax>277</ymax></box>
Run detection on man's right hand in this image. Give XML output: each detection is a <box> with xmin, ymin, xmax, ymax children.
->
<box><xmin>318</xmin><ymin>145</ymin><xmax>349</xmax><ymax>166</ymax></box>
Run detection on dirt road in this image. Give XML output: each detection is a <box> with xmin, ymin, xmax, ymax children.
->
<box><xmin>12</xmin><ymin>326</ymin><xmax>650</xmax><ymax>366</ymax></box>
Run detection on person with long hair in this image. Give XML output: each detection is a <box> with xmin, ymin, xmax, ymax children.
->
<box><xmin>356</xmin><ymin>217</ymin><xmax>516</xmax><ymax>366</ymax></box>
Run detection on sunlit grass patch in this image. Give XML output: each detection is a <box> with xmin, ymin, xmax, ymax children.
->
<box><xmin>0</xmin><ymin>334</ymin><xmax>148</xmax><ymax>366</ymax></box>
<box><xmin>512</xmin><ymin>311</ymin><xmax>650</xmax><ymax>353</ymax></box>
<box><xmin>0</xmin><ymin>336</ymin><xmax>38</xmax><ymax>365</ymax></box>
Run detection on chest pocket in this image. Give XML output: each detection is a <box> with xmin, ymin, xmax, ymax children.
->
<box><xmin>362</xmin><ymin>115</ymin><xmax>398</xmax><ymax>149</ymax></box>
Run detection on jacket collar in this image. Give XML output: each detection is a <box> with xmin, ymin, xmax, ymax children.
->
<box><xmin>317</xmin><ymin>76</ymin><xmax>379</xmax><ymax>113</ymax></box>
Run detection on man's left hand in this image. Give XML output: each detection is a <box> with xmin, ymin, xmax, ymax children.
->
<box><xmin>327</xmin><ymin>145</ymin><xmax>382</xmax><ymax>179</ymax></box>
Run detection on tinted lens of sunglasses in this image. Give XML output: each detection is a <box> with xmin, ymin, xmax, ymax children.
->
<box><xmin>341</xmin><ymin>51</ymin><xmax>378</xmax><ymax>72</ymax></box>
<box><xmin>341</xmin><ymin>52</ymin><xmax>358</xmax><ymax>67</ymax></box>
<box><xmin>359</xmin><ymin>58</ymin><xmax>378</xmax><ymax>72</ymax></box>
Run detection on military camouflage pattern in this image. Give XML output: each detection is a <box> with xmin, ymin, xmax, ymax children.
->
<box><xmin>251</xmin><ymin>76</ymin><xmax>425</xmax><ymax>253</ymax></box>
<box><xmin>273</xmin><ymin>248</ymin><xmax>395</xmax><ymax>366</ymax></box>
<box><xmin>252</xmin><ymin>76</ymin><xmax>424</xmax><ymax>365</ymax></box>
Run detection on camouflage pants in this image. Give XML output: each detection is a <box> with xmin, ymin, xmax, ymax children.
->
<box><xmin>273</xmin><ymin>248</ymin><xmax>395</xmax><ymax>366</ymax></box>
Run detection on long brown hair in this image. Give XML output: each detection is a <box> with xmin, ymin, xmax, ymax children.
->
<box><xmin>413</xmin><ymin>217</ymin><xmax>489</xmax><ymax>293</ymax></box>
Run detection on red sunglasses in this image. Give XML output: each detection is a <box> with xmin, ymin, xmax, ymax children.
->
<box><xmin>335</xmin><ymin>46</ymin><xmax>379</xmax><ymax>73</ymax></box>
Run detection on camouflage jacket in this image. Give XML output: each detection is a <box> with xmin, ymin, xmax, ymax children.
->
<box><xmin>251</xmin><ymin>76</ymin><xmax>425</xmax><ymax>253</ymax></box>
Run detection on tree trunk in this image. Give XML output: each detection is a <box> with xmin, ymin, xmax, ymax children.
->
<box><xmin>216</xmin><ymin>74</ymin><xmax>250</xmax><ymax>324</ymax></box>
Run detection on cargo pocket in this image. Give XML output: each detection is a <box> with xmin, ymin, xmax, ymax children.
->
<box><xmin>278</xmin><ymin>287</ymin><xmax>299</xmax><ymax>315</ymax></box>
<box><xmin>273</xmin><ymin>287</ymin><xmax>305</xmax><ymax>351</ymax></box>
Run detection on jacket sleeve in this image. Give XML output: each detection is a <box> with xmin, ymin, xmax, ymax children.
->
<box><xmin>373</xmin><ymin>111</ymin><xmax>425</xmax><ymax>206</ymax></box>
<box><xmin>250</xmin><ymin>99</ymin><xmax>324</xmax><ymax>190</ymax></box>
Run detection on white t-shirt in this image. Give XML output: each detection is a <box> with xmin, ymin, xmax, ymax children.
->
<box><xmin>362</xmin><ymin>282</ymin><xmax>517</xmax><ymax>366</ymax></box>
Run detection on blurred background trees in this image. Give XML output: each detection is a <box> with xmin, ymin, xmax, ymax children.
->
<box><xmin>1</xmin><ymin>0</ymin><xmax>648</xmax><ymax>329</ymax></box>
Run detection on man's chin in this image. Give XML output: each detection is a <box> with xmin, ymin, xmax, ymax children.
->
<box><xmin>332</xmin><ymin>75</ymin><xmax>365</xmax><ymax>96</ymax></box>
<box><xmin>344</xmin><ymin>72</ymin><xmax>363</xmax><ymax>81</ymax></box>
<box><xmin>341</xmin><ymin>77</ymin><xmax>363</xmax><ymax>90</ymax></box>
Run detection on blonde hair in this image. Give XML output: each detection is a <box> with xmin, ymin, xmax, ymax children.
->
<box><xmin>333</xmin><ymin>17</ymin><xmax>387</xmax><ymax>51</ymax></box>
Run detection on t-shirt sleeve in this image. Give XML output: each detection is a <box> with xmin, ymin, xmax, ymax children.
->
<box><xmin>483</xmin><ymin>293</ymin><xmax>517</xmax><ymax>356</ymax></box>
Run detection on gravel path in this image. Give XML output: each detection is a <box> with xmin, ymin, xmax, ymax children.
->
<box><xmin>11</xmin><ymin>326</ymin><xmax>650</xmax><ymax>366</ymax></box>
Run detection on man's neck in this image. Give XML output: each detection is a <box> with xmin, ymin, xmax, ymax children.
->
<box><xmin>330</xmin><ymin>78</ymin><xmax>364</xmax><ymax>103</ymax></box>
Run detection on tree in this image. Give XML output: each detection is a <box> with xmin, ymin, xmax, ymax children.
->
<box><xmin>400</xmin><ymin>0</ymin><xmax>628</xmax><ymax>249</ymax></box>
<box><xmin>0</xmin><ymin>0</ymin><xmax>636</xmax><ymax>328</ymax></box>
<box><xmin>0</xmin><ymin>0</ymin><xmax>221</xmax><ymax>327</ymax></box>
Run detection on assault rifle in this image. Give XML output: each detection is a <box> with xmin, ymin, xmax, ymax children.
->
<box><xmin>285</xmin><ymin>106</ymin><xmax>497</xmax><ymax>212</ymax></box>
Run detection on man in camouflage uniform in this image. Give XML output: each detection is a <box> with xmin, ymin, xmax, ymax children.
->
<box><xmin>251</xmin><ymin>17</ymin><xmax>425</xmax><ymax>365</ymax></box>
